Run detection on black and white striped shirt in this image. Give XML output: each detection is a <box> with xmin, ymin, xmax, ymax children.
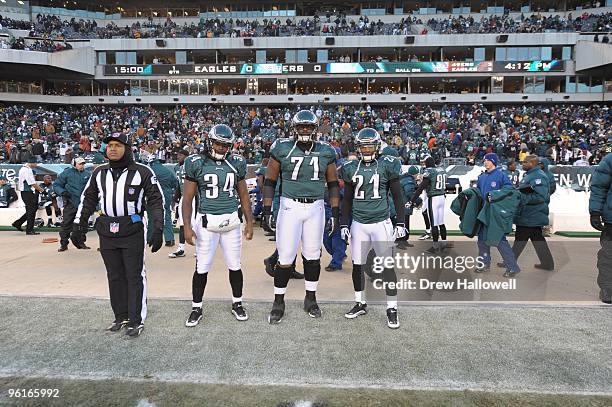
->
<box><xmin>75</xmin><ymin>162</ymin><xmax>164</xmax><ymax>230</ymax></box>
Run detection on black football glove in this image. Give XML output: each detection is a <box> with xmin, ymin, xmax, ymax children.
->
<box><xmin>149</xmin><ymin>229</ymin><xmax>163</xmax><ymax>253</ymax></box>
<box><xmin>327</xmin><ymin>207</ymin><xmax>340</xmax><ymax>237</ymax></box>
<box><xmin>590</xmin><ymin>212</ymin><xmax>604</xmax><ymax>232</ymax></box>
<box><xmin>262</xmin><ymin>206</ymin><xmax>275</xmax><ymax>233</ymax></box>
<box><xmin>70</xmin><ymin>223</ymin><xmax>87</xmax><ymax>249</ymax></box>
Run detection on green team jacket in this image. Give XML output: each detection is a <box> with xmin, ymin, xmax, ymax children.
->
<box><xmin>477</xmin><ymin>186</ymin><xmax>522</xmax><ymax>246</ymax></box>
<box><xmin>589</xmin><ymin>153</ymin><xmax>612</xmax><ymax>224</ymax></box>
<box><xmin>451</xmin><ymin>187</ymin><xmax>483</xmax><ymax>238</ymax></box>
<box><xmin>514</xmin><ymin>167</ymin><xmax>550</xmax><ymax>227</ymax></box>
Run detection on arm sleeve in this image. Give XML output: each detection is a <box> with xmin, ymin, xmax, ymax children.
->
<box><xmin>589</xmin><ymin>159</ymin><xmax>611</xmax><ymax>214</ymax></box>
<box><xmin>237</xmin><ymin>157</ymin><xmax>247</xmax><ymax>181</ymax></box>
<box><xmin>52</xmin><ymin>171</ymin><xmax>67</xmax><ymax>196</ymax></box>
<box><xmin>142</xmin><ymin>167</ymin><xmax>165</xmax><ymax>232</ymax></box>
<box><xmin>74</xmin><ymin>168</ymin><xmax>100</xmax><ymax>225</ymax></box>
<box><xmin>341</xmin><ymin>181</ymin><xmax>354</xmax><ymax>225</ymax></box>
<box><xmin>390</xmin><ymin>177</ymin><xmax>405</xmax><ymax>222</ymax></box>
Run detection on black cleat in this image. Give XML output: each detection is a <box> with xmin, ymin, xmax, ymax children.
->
<box><xmin>418</xmin><ymin>232</ymin><xmax>432</xmax><ymax>240</ymax></box>
<box><xmin>58</xmin><ymin>245</ymin><xmax>68</xmax><ymax>252</ymax></box>
<box><xmin>125</xmin><ymin>324</ymin><xmax>144</xmax><ymax>338</ymax></box>
<box><xmin>304</xmin><ymin>296</ymin><xmax>322</xmax><ymax>318</ymax></box>
<box><xmin>106</xmin><ymin>319</ymin><xmax>129</xmax><ymax>332</ymax></box>
<box><xmin>345</xmin><ymin>302</ymin><xmax>368</xmax><ymax>319</ymax></box>
<box><xmin>264</xmin><ymin>257</ymin><xmax>275</xmax><ymax>277</ymax></box>
<box><xmin>290</xmin><ymin>270</ymin><xmax>304</xmax><ymax>279</ymax></box>
<box><xmin>386</xmin><ymin>307</ymin><xmax>400</xmax><ymax>329</ymax></box>
<box><xmin>534</xmin><ymin>264</ymin><xmax>554</xmax><ymax>271</ymax></box>
<box><xmin>268</xmin><ymin>301</ymin><xmax>285</xmax><ymax>324</ymax></box>
<box><xmin>600</xmin><ymin>289</ymin><xmax>612</xmax><ymax>304</ymax></box>
<box><xmin>11</xmin><ymin>222</ymin><xmax>23</xmax><ymax>232</ymax></box>
<box><xmin>231</xmin><ymin>302</ymin><xmax>249</xmax><ymax>321</ymax></box>
<box><xmin>185</xmin><ymin>307</ymin><xmax>203</xmax><ymax>327</ymax></box>
<box><xmin>168</xmin><ymin>249</ymin><xmax>185</xmax><ymax>258</ymax></box>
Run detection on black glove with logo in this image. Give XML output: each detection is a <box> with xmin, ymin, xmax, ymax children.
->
<box><xmin>149</xmin><ymin>229</ymin><xmax>163</xmax><ymax>253</ymax></box>
<box><xmin>590</xmin><ymin>212</ymin><xmax>604</xmax><ymax>232</ymax></box>
<box><xmin>262</xmin><ymin>206</ymin><xmax>275</xmax><ymax>233</ymax></box>
<box><xmin>70</xmin><ymin>223</ymin><xmax>87</xmax><ymax>249</ymax></box>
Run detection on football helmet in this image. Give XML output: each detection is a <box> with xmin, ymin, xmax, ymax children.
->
<box><xmin>291</xmin><ymin>110</ymin><xmax>319</xmax><ymax>143</ymax></box>
<box><xmin>355</xmin><ymin>128</ymin><xmax>381</xmax><ymax>163</ymax></box>
<box><xmin>207</xmin><ymin>124</ymin><xmax>235</xmax><ymax>160</ymax></box>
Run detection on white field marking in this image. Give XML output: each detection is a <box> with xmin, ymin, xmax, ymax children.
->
<box><xmin>135</xmin><ymin>400</ymin><xmax>156</xmax><ymax>407</ymax></box>
<box><xmin>0</xmin><ymin>372</ymin><xmax>610</xmax><ymax>397</ymax></box>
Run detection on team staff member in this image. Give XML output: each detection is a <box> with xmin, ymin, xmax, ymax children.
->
<box><xmin>589</xmin><ymin>145</ymin><xmax>612</xmax><ymax>304</ymax></box>
<box><xmin>12</xmin><ymin>157</ymin><xmax>44</xmax><ymax>235</ymax></box>
<box><xmin>71</xmin><ymin>133</ymin><xmax>164</xmax><ymax>338</ymax></box>
<box><xmin>53</xmin><ymin>156</ymin><xmax>91</xmax><ymax>251</ymax></box>
<box><xmin>508</xmin><ymin>155</ymin><xmax>554</xmax><ymax>271</ymax></box>
<box><xmin>145</xmin><ymin>155</ymin><xmax>177</xmax><ymax>247</ymax></box>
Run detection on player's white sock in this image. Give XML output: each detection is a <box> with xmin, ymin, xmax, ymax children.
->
<box><xmin>192</xmin><ymin>301</ymin><xmax>203</xmax><ymax>308</ymax></box>
<box><xmin>274</xmin><ymin>287</ymin><xmax>287</xmax><ymax>295</ymax></box>
<box><xmin>387</xmin><ymin>297</ymin><xmax>397</xmax><ymax>309</ymax></box>
<box><xmin>178</xmin><ymin>243</ymin><xmax>185</xmax><ymax>251</ymax></box>
<box><xmin>305</xmin><ymin>280</ymin><xmax>318</xmax><ymax>291</ymax></box>
<box><xmin>355</xmin><ymin>291</ymin><xmax>364</xmax><ymax>303</ymax></box>
<box><xmin>232</xmin><ymin>296</ymin><xmax>242</xmax><ymax>303</ymax></box>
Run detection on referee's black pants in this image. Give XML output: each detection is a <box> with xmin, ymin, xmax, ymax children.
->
<box><xmin>14</xmin><ymin>191</ymin><xmax>37</xmax><ymax>233</ymax></box>
<box><xmin>59</xmin><ymin>201</ymin><xmax>80</xmax><ymax>247</ymax></box>
<box><xmin>97</xmin><ymin>217</ymin><xmax>147</xmax><ymax>326</ymax></box>
<box><xmin>597</xmin><ymin>224</ymin><xmax>612</xmax><ymax>292</ymax></box>
<box><xmin>512</xmin><ymin>225</ymin><xmax>554</xmax><ymax>270</ymax></box>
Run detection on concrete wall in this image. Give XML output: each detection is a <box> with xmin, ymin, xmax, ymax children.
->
<box><xmin>575</xmin><ymin>41</ymin><xmax>612</xmax><ymax>71</ymax></box>
<box><xmin>0</xmin><ymin>47</ymin><xmax>95</xmax><ymax>75</ymax></box>
<box><xmin>78</xmin><ymin>32</ymin><xmax>582</xmax><ymax>51</ymax></box>
<box><xmin>0</xmin><ymin>92</ymin><xmax>605</xmax><ymax>105</ymax></box>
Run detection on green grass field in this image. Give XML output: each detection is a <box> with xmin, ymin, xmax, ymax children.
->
<box><xmin>2</xmin><ymin>377</ymin><xmax>612</xmax><ymax>407</ymax></box>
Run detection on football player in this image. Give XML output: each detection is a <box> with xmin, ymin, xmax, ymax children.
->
<box><xmin>182</xmin><ymin>125</ymin><xmax>254</xmax><ymax>327</ymax></box>
<box><xmin>262</xmin><ymin>110</ymin><xmax>340</xmax><ymax>324</ymax></box>
<box><xmin>340</xmin><ymin>128</ymin><xmax>406</xmax><ymax>329</ymax></box>
<box><xmin>169</xmin><ymin>149</ymin><xmax>191</xmax><ymax>258</ymax></box>
<box><xmin>410</xmin><ymin>156</ymin><xmax>448</xmax><ymax>253</ymax></box>
<box><xmin>504</xmin><ymin>158</ymin><xmax>521</xmax><ymax>187</ymax></box>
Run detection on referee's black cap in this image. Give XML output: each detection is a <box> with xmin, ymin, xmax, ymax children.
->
<box><xmin>103</xmin><ymin>133</ymin><xmax>130</xmax><ymax>146</ymax></box>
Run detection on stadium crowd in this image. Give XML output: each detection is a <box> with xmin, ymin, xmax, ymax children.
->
<box><xmin>0</xmin><ymin>104</ymin><xmax>609</xmax><ymax>166</ymax></box>
<box><xmin>0</xmin><ymin>11</ymin><xmax>610</xmax><ymax>40</ymax></box>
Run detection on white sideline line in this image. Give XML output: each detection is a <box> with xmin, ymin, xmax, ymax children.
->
<box><xmin>0</xmin><ymin>371</ymin><xmax>611</xmax><ymax>397</ymax></box>
<box><xmin>0</xmin><ymin>293</ymin><xmax>608</xmax><ymax>309</ymax></box>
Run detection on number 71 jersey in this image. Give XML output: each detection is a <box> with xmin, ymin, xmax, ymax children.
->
<box><xmin>184</xmin><ymin>153</ymin><xmax>247</xmax><ymax>215</ymax></box>
<box><xmin>270</xmin><ymin>139</ymin><xmax>337</xmax><ymax>200</ymax></box>
<box><xmin>341</xmin><ymin>156</ymin><xmax>401</xmax><ymax>224</ymax></box>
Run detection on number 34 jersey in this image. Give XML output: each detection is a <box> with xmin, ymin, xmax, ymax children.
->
<box><xmin>341</xmin><ymin>156</ymin><xmax>401</xmax><ymax>224</ymax></box>
<box><xmin>184</xmin><ymin>153</ymin><xmax>247</xmax><ymax>215</ymax></box>
<box><xmin>270</xmin><ymin>139</ymin><xmax>337</xmax><ymax>200</ymax></box>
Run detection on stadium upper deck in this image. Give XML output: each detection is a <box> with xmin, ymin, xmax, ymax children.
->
<box><xmin>0</xmin><ymin>0</ymin><xmax>609</xmax><ymax>105</ymax></box>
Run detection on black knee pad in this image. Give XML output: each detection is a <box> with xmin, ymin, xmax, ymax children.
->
<box><xmin>352</xmin><ymin>264</ymin><xmax>364</xmax><ymax>292</ymax></box>
<box><xmin>383</xmin><ymin>267</ymin><xmax>397</xmax><ymax>297</ymax></box>
<box><xmin>302</xmin><ymin>256</ymin><xmax>321</xmax><ymax>282</ymax></box>
<box><xmin>274</xmin><ymin>264</ymin><xmax>292</xmax><ymax>289</ymax></box>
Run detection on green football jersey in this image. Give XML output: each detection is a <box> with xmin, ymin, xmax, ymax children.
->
<box><xmin>406</xmin><ymin>150</ymin><xmax>419</xmax><ymax>164</ymax></box>
<box><xmin>174</xmin><ymin>162</ymin><xmax>186</xmax><ymax>195</ymax></box>
<box><xmin>342</xmin><ymin>156</ymin><xmax>401</xmax><ymax>224</ymax></box>
<box><xmin>422</xmin><ymin>167</ymin><xmax>447</xmax><ymax>197</ymax></box>
<box><xmin>270</xmin><ymin>139</ymin><xmax>337</xmax><ymax>200</ymax></box>
<box><xmin>184</xmin><ymin>153</ymin><xmax>247</xmax><ymax>215</ymax></box>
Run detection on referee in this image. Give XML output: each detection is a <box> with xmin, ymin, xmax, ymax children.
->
<box><xmin>71</xmin><ymin>133</ymin><xmax>164</xmax><ymax>338</ymax></box>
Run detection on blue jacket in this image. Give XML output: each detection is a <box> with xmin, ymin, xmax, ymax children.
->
<box><xmin>52</xmin><ymin>166</ymin><xmax>91</xmax><ymax>206</ymax></box>
<box><xmin>477</xmin><ymin>167</ymin><xmax>513</xmax><ymax>199</ymax></box>
<box><xmin>514</xmin><ymin>167</ymin><xmax>550</xmax><ymax>227</ymax></box>
<box><xmin>589</xmin><ymin>153</ymin><xmax>612</xmax><ymax>224</ymax></box>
